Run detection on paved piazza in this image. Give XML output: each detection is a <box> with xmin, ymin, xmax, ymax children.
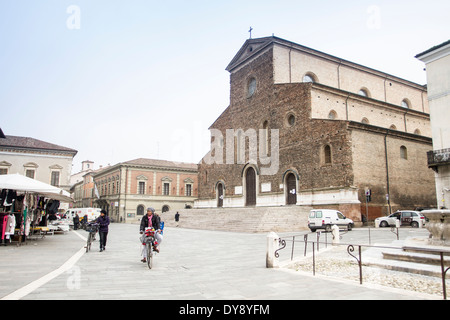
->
<box><xmin>0</xmin><ymin>223</ymin><xmax>439</xmax><ymax>302</ymax></box>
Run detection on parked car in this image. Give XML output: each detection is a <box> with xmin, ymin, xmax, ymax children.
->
<box><xmin>308</xmin><ymin>209</ymin><xmax>354</xmax><ymax>232</ymax></box>
<box><xmin>375</xmin><ymin>210</ymin><xmax>427</xmax><ymax>228</ymax></box>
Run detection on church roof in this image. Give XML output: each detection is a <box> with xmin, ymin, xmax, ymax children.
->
<box><xmin>226</xmin><ymin>36</ymin><xmax>425</xmax><ymax>88</ymax></box>
<box><xmin>226</xmin><ymin>36</ymin><xmax>275</xmax><ymax>72</ymax></box>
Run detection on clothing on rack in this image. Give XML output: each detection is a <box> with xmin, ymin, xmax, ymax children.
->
<box><xmin>3</xmin><ymin>190</ymin><xmax>17</xmax><ymax>207</ymax></box>
<box><xmin>0</xmin><ymin>213</ymin><xmax>8</xmax><ymax>240</ymax></box>
<box><xmin>4</xmin><ymin>213</ymin><xmax>15</xmax><ymax>239</ymax></box>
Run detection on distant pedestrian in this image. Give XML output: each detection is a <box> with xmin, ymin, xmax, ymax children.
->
<box><xmin>73</xmin><ymin>213</ymin><xmax>80</xmax><ymax>230</ymax></box>
<box><xmin>175</xmin><ymin>212</ymin><xmax>180</xmax><ymax>227</ymax></box>
<box><xmin>96</xmin><ymin>209</ymin><xmax>110</xmax><ymax>252</ymax></box>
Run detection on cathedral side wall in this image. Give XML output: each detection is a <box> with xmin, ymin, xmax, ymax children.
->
<box><xmin>350</xmin><ymin>128</ymin><xmax>436</xmax><ymax>218</ymax></box>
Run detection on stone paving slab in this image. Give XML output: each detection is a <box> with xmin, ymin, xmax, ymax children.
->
<box><xmin>0</xmin><ymin>224</ymin><xmax>440</xmax><ymax>301</ymax></box>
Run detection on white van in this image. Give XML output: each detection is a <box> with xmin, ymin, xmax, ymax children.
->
<box><xmin>308</xmin><ymin>209</ymin><xmax>354</xmax><ymax>232</ymax></box>
<box><xmin>65</xmin><ymin>208</ymin><xmax>102</xmax><ymax>223</ymax></box>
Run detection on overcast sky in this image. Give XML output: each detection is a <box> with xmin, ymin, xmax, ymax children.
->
<box><xmin>1</xmin><ymin>0</ymin><xmax>449</xmax><ymax>173</ymax></box>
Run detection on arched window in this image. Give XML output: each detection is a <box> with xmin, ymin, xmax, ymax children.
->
<box><xmin>303</xmin><ymin>72</ymin><xmax>318</xmax><ymax>83</ymax></box>
<box><xmin>323</xmin><ymin>145</ymin><xmax>332</xmax><ymax>164</ymax></box>
<box><xmin>328</xmin><ymin>110</ymin><xmax>337</xmax><ymax>120</ymax></box>
<box><xmin>247</xmin><ymin>77</ymin><xmax>257</xmax><ymax>97</ymax></box>
<box><xmin>361</xmin><ymin>117</ymin><xmax>369</xmax><ymax>124</ymax></box>
<box><xmin>358</xmin><ymin>88</ymin><xmax>370</xmax><ymax>97</ymax></box>
<box><xmin>401</xmin><ymin>99</ymin><xmax>410</xmax><ymax>108</ymax></box>
<box><xmin>400</xmin><ymin>146</ymin><xmax>408</xmax><ymax>159</ymax></box>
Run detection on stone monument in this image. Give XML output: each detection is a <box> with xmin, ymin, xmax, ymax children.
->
<box><xmin>422</xmin><ymin>209</ymin><xmax>450</xmax><ymax>246</ymax></box>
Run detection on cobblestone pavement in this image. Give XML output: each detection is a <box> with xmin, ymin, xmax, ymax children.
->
<box><xmin>0</xmin><ymin>224</ymin><xmax>442</xmax><ymax>300</ymax></box>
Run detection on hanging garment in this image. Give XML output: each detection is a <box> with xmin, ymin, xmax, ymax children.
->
<box><xmin>25</xmin><ymin>215</ymin><xmax>31</xmax><ymax>236</ymax></box>
<box><xmin>0</xmin><ymin>213</ymin><xmax>8</xmax><ymax>240</ymax></box>
<box><xmin>4</xmin><ymin>214</ymin><xmax>15</xmax><ymax>239</ymax></box>
<box><xmin>4</xmin><ymin>214</ymin><xmax>15</xmax><ymax>235</ymax></box>
<box><xmin>4</xmin><ymin>190</ymin><xmax>17</xmax><ymax>206</ymax></box>
<box><xmin>0</xmin><ymin>189</ymin><xmax>6</xmax><ymax>205</ymax></box>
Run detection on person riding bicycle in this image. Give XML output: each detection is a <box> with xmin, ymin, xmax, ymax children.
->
<box><xmin>139</xmin><ymin>207</ymin><xmax>163</xmax><ymax>262</ymax></box>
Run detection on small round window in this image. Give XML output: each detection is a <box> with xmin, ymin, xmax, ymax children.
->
<box><xmin>248</xmin><ymin>78</ymin><xmax>257</xmax><ymax>97</ymax></box>
<box><xmin>287</xmin><ymin>114</ymin><xmax>296</xmax><ymax>127</ymax></box>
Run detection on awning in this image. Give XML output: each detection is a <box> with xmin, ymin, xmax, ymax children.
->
<box><xmin>0</xmin><ymin>173</ymin><xmax>73</xmax><ymax>202</ymax></box>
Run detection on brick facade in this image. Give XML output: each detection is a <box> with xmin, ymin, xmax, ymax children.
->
<box><xmin>196</xmin><ymin>36</ymin><xmax>436</xmax><ymax>222</ymax></box>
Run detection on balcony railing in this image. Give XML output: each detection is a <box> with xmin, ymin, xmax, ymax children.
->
<box><xmin>427</xmin><ymin>148</ymin><xmax>450</xmax><ymax>170</ymax></box>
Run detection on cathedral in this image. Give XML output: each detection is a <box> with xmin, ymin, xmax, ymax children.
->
<box><xmin>195</xmin><ymin>36</ymin><xmax>436</xmax><ymax>222</ymax></box>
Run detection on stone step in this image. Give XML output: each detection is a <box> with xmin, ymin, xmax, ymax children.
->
<box><xmin>403</xmin><ymin>246</ymin><xmax>450</xmax><ymax>257</ymax></box>
<box><xmin>363</xmin><ymin>240</ymin><xmax>450</xmax><ymax>278</ymax></box>
<box><xmin>382</xmin><ymin>251</ymin><xmax>450</xmax><ymax>266</ymax></box>
<box><xmin>162</xmin><ymin>206</ymin><xmax>313</xmax><ymax>233</ymax></box>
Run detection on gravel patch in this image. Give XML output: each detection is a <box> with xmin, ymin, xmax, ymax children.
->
<box><xmin>287</xmin><ymin>249</ymin><xmax>444</xmax><ymax>297</ymax></box>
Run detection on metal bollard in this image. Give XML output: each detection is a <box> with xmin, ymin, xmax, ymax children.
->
<box><xmin>266</xmin><ymin>232</ymin><xmax>279</xmax><ymax>268</ymax></box>
<box><xmin>331</xmin><ymin>224</ymin><xmax>340</xmax><ymax>245</ymax></box>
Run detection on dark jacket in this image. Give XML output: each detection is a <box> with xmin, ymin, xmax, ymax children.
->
<box><xmin>96</xmin><ymin>215</ymin><xmax>110</xmax><ymax>233</ymax></box>
<box><xmin>140</xmin><ymin>214</ymin><xmax>161</xmax><ymax>232</ymax></box>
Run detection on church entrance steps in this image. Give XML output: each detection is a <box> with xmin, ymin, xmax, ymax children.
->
<box><xmin>163</xmin><ymin>206</ymin><xmax>313</xmax><ymax>233</ymax></box>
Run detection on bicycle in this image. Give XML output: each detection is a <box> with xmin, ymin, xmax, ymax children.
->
<box><xmin>85</xmin><ymin>222</ymin><xmax>99</xmax><ymax>252</ymax></box>
<box><xmin>141</xmin><ymin>228</ymin><xmax>158</xmax><ymax>269</ymax></box>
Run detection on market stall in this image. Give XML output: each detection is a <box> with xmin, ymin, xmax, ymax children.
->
<box><xmin>0</xmin><ymin>173</ymin><xmax>73</xmax><ymax>245</ymax></box>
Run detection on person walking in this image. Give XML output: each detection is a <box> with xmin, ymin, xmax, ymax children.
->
<box><xmin>73</xmin><ymin>213</ymin><xmax>80</xmax><ymax>230</ymax></box>
<box><xmin>96</xmin><ymin>209</ymin><xmax>110</xmax><ymax>252</ymax></box>
<box><xmin>175</xmin><ymin>211</ymin><xmax>180</xmax><ymax>227</ymax></box>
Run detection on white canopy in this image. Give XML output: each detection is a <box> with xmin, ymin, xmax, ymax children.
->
<box><xmin>0</xmin><ymin>173</ymin><xmax>73</xmax><ymax>203</ymax></box>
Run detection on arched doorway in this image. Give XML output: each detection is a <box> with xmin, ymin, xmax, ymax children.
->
<box><xmin>217</xmin><ymin>183</ymin><xmax>224</xmax><ymax>207</ymax></box>
<box><xmin>246</xmin><ymin>167</ymin><xmax>256</xmax><ymax>206</ymax></box>
<box><xmin>286</xmin><ymin>173</ymin><xmax>297</xmax><ymax>205</ymax></box>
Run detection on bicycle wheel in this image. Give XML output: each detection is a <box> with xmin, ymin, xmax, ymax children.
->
<box><xmin>86</xmin><ymin>232</ymin><xmax>92</xmax><ymax>252</ymax></box>
<box><xmin>147</xmin><ymin>243</ymin><xmax>153</xmax><ymax>269</ymax></box>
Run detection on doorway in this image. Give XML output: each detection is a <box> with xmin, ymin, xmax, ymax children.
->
<box><xmin>286</xmin><ymin>172</ymin><xmax>297</xmax><ymax>205</ymax></box>
<box><xmin>246</xmin><ymin>167</ymin><xmax>256</xmax><ymax>206</ymax></box>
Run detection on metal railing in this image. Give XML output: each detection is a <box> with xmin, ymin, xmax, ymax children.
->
<box><xmin>275</xmin><ymin>229</ymin><xmax>450</xmax><ymax>300</ymax></box>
